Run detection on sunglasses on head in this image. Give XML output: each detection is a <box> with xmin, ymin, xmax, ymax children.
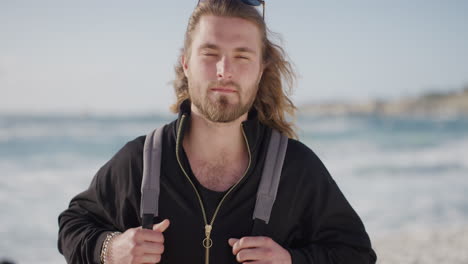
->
<box><xmin>197</xmin><ymin>0</ymin><xmax>266</xmax><ymax>19</ymax></box>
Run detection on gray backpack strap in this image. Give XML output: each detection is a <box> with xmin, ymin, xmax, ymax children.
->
<box><xmin>140</xmin><ymin>126</ymin><xmax>164</xmax><ymax>229</ymax></box>
<box><xmin>252</xmin><ymin>128</ymin><xmax>288</xmax><ymax>225</ymax></box>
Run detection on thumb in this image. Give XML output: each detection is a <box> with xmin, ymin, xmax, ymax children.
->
<box><xmin>228</xmin><ymin>238</ymin><xmax>239</xmax><ymax>247</ymax></box>
<box><xmin>153</xmin><ymin>219</ymin><xmax>170</xmax><ymax>232</ymax></box>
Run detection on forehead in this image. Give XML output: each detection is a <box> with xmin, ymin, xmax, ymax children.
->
<box><xmin>192</xmin><ymin>15</ymin><xmax>262</xmax><ymax>52</ymax></box>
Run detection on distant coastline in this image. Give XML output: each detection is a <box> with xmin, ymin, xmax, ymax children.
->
<box><xmin>300</xmin><ymin>87</ymin><xmax>468</xmax><ymax>117</ymax></box>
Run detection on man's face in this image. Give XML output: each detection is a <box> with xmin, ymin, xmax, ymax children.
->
<box><xmin>182</xmin><ymin>15</ymin><xmax>264</xmax><ymax>123</ymax></box>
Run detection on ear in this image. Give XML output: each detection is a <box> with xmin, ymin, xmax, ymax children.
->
<box><xmin>181</xmin><ymin>54</ymin><xmax>189</xmax><ymax>78</ymax></box>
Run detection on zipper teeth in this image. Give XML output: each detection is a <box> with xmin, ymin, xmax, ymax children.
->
<box><xmin>209</xmin><ymin>123</ymin><xmax>252</xmax><ymax>225</ymax></box>
<box><xmin>175</xmin><ymin>114</ymin><xmax>208</xmax><ymax>224</ymax></box>
<box><xmin>175</xmin><ymin>115</ymin><xmax>252</xmax><ymax>264</ymax></box>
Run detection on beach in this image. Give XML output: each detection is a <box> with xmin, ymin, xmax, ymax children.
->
<box><xmin>1</xmin><ymin>113</ymin><xmax>467</xmax><ymax>263</ymax></box>
<box><xmin>374</xmin><ymin>225</ymin><xmax>468</xmax><ymax>263</ymax></box>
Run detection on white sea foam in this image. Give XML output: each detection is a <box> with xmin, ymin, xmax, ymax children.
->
<box><xmin>0</xmin><ymin>118</ymin><xmax>166</xmax><ymax>143</ymax></box>
<box><xmin>302</xmin><ymin>132</ymin><xmax>468</xmax><ymax>240</ymax></box>
<box><xmin>1</xmin><ymin>114</ymin><xmax>467</xmax><ymax>263</ymax></box>
<box><xmin>0</xmin><ymin>163</ymin><xmax>103</xmax><ymax>263</ymax></box>
<box><xmin>374</xmin><ymin>224</ymin><xmax>468</xmax><ymax>264</ymax></box>
<box><xmin>316</xmin><ymin>136</ymin><xmax>468</xmax><ymax>179</ymax></box>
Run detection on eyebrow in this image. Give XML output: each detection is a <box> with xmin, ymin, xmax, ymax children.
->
<box><xmin>198</xmin><ymin>43</ymin><xmax>257</xmax><ymax>54</ymax></box>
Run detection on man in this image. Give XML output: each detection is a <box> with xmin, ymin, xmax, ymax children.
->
<box><xmin>58</xmin><ymin>1</ymin><xmax>377</xmax><ymax>263</ymax></box>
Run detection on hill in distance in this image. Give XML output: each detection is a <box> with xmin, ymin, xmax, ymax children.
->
<box><xmin>300</xmin><ymin>86</ymin><xmax>468</xmax><ymax>117</ymax></box>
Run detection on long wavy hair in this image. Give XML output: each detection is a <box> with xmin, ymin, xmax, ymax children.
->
<box><xmin>171</xmin><ymin>0</ymin><xmax>298</xmax><ymax>139</ymax></box>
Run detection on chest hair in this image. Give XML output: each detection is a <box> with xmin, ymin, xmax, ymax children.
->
<box><xmin>190</xmin><ymin>156</ymin><xmax>247</xmax><ymax>192</ymax></box>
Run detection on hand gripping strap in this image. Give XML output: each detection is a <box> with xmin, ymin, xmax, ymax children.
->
<box><xmin>252</xmin><ymin>129</ymin><xmax>288</xmax><ymax>224</ymax></box>
<box><xmin>140</xmin><ymin>127</ymin><xmax>164</xmax><ymax>229</ymax></box>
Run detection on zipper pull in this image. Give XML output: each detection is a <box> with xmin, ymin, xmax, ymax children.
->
<box><xmin>203</xmin><ymin>224</ymin><xmax>213</xmax><ymax>248</ymax></box>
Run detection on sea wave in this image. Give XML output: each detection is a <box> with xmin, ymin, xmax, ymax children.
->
<box><xmin>0</xmin><ymin>166</ymin><xmax>102</xmax><ymax>264</ymax></box>
<box><xmin>0</xmin><ymin>120</ymin><xmax>166</xmax><ymax>143</ymax></box>
<box><xmin>1</xmin><ymin>114</ymin><xmax>467</xmax><ymax>263</ymax></box>
<box><xmin>307</xmin><ymin>135</ymin><xmax>468</xmax><ymax>179</ymax></box>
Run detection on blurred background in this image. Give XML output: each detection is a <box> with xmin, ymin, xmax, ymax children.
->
<box><xmin>1</xmin><ymin>0</ymin><xmax>467</xmax><ymax>263</ymax></box>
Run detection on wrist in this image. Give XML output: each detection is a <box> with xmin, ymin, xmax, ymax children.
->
<box><xmin>100</xmin><ymin>231</ymin><xmax>122</xmax><ymax>264</ymax></box>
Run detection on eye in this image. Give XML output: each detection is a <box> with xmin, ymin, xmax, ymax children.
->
<box><xmin>236</xmin><ymin>56</ymin><xmax>250</xmax><ymax>60</ymax></box>
<box><xmin>203</xmin><ymin>53</ymin><xmax>217</xmax><ymax>57</ymax></box>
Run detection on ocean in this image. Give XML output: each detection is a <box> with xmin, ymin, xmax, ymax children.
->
<box><xmin>1</xmin><ymin>112</ymin><xmax>467</xmax><ymax>263</ymax></box>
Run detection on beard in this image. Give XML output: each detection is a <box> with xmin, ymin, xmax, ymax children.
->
<box><xmin>189</xmin><ymin>80</ymin><xmax>257</xmax><ymax>123</ymax></box>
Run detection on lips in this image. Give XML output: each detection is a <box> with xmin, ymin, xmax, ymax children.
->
<box><xmin>211</xmin><ymin>87</ymin><xmax>237</xmax><ymax>93</ymax></box>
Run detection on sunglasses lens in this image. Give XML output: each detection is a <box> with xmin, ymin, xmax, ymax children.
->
<box><xmin>241</xmin><ymin>0</ymin><xmax>262</xmax><ymax>6</ymax></box>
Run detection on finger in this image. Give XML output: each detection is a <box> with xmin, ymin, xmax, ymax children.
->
<box><xmin>236</xmin><ymin>248</ymin><xmax>265</xmax><ymax>263</ymax></box>
<box><xmin>139</xmin><ymin>241</ymin><xmax>165</xmax><ymax>255</ymax></box>
<box><xmin>228</xmin><ymin>238</ymin><xmax>239</xmax><ymax>247</ymax></box>
<box><xmin>231</xmin><ymin>236</ymin><xmax>272</xmax><ymax>255</ymax></box>
<box><xmin>153</xmin><ymin>219</ymin><xmax>170</xmax><ymax>232</ymax></box>
<box><xmin>137</xmin><ymin>219</ymin><xmax>170</xmax><ymax>243</ymax></box>
<box><xmin>139</xmin><ymin>253</ymin><xmax>162</xmax><ymax>263</ymax></box>
<box><xmin>138</xmin><ymin>229</ymin><xmax>165</xmax><ymax>243</ymax></box>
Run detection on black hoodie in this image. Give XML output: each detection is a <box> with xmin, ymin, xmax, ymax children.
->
<box><xmin>58</xmin><ymin>100</ymin><xmax>377</xmax><ymax>263</ymax></box>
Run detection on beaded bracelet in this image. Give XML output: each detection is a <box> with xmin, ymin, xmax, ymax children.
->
<box><xmin>100</xmin><ymin>231</ymin><xmax>122</xmax><ymax>264</ymax></box>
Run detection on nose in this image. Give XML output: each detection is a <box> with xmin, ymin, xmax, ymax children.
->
<box><xmin>216</xmin><ymin>56</ymin><xmax>233</xmax><ymax>80</ymax></box>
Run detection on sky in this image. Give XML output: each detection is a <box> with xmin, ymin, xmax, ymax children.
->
<box><xmin>1</xmin><ymin>0</ymin><xmax>468</xmax><ymax>114</ymax></box>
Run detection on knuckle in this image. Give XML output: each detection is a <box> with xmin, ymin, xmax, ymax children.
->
<box><xmin>264</xmin><ymin>247</ymin><xmax>274</xmax><ymax>258</ymax></box>
<box><xmin>232</xmin><ymin>244</ymin><xmax>238</xmax><ymax>255</ymax></box>
<box><xmin>129</xmin><ymin>244</ymin><xmax>139</xmax><ymax>255</ymax></box>
<box><xmin>130</xmin><ymin>229</ymin><xmax>139</xmax><ymax>240</ymax></box>
<box><xmin>155</xmin><ymin>233</ymin><xmax>164</xmax><ymax>243</ymax></box>
<box><xmin>129</xmin><ymin>240</ymin><xmax>138</xmax><ymax>251</ymax></box>
<box><xmin>236</xmin><ymin>251</ymin><xmax>244</xmax><ymax>262</ymax></box>
<box><xmin>155</xmin><ymin>255</ymin><xmax>161</xmax><ymax>263</ymax></box>
<box><xmin>239</xmin><ymin>237</ymin><xmax>248</xmax><ymax>246</ymax></box>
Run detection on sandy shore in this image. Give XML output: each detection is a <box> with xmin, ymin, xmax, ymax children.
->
<box><xmin>373</xmin><ymin>225</ymin><xmax>468</xmax><ymax>264</ymax></box>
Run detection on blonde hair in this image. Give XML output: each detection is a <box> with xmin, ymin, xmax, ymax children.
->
<box><xmin>171</xmin><ymin>0</ymin><xmax>298</xmax><ymax>139</ymax></box>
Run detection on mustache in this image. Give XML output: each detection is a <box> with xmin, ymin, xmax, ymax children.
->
<box><xmin>208</xmin><ymin>81</ymin><xmax>241</xmax><ymax>91</ymax></box>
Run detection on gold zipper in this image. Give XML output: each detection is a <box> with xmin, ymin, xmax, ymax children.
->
<box><xmin>175</xmin><ymin>114</ymin><xmax>252</xmax><ymax>264</ymax></box>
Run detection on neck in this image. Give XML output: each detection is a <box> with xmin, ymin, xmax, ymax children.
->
<box><xmin>183</xmin><ymin>108</ymin><xmax>249</xmax><ymax>163</ymax></box>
